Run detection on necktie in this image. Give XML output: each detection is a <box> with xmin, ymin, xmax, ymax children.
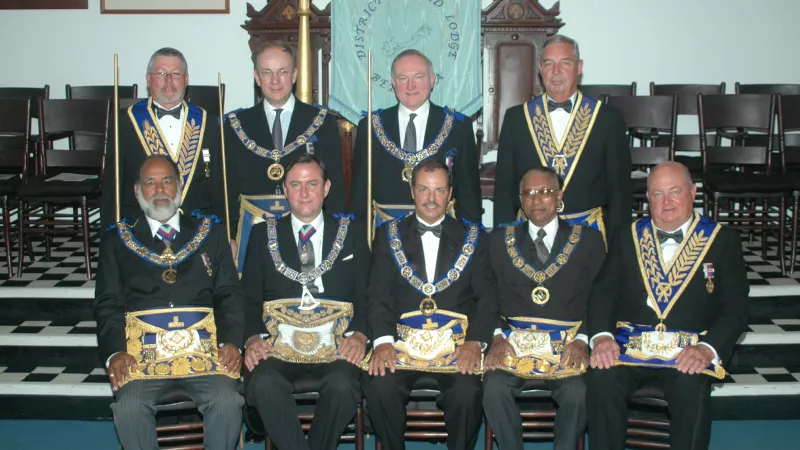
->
<box><xmin>157</xmin><ymin>224</ymin><xmax>177</xmax><ymax>247</ymax></box>
<box><xmin>152</xmin><ymin>104</ymin><xmax>182</xmax><ymax>120</ymax></box>
<box><xmin>417</xmin><ymin>222</ymin><xmax>442</xmax><ymax>238</ymax></box>
<box><xmin>534</xmin><ymin>229</ymin><xmax>549</xmax><ymax>264</ymax></box>
<box><xmin>403</xmin><ymin>113</ymin><xmax>417</xmax><ymax>152</ymax></box>
<box><xmin>298</xmin><ymin>224</ymin><xmax>318</xmax><ymax>294</ymax></box>
<box><xmin>272</xmin><ymin>108</ymin><xmax>284</xmax><ymax>150</ymax></box>
<box><xmin>657</xmin><ymin>229</ymin><xmax>684</xmax><ymax>244</ymax></box>
<box><xmin>547</xmin><ymin>99</ymin><xmax>573</xmax><ymax>114</ymax></box>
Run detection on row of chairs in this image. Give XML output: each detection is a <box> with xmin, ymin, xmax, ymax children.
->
<box><xmin>156</xmin><ymin>376</ymin><xmax>670</xmax><ymax>449</ymax></box>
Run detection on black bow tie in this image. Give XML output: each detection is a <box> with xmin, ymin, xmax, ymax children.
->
<box><xmin>547</xmin><ymin>99</ymin><xmax>573</xmax><ymax>113</ymax></box>
<box><xmin>657</xmin><ymin>229</ymin><xmax>684</xmax><ymax>244</ymax></box>
<box><xmin>152</xmin><ymin>104</ymin><xmax>182</xmax><ymax>120</ymax></box>
<box><xmin>417</xmin><ymin>222</ymin><xmax>442</xmax><ymax>238</ymax></box>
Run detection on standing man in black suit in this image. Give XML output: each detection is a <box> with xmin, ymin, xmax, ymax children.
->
<box><xmin>225</xmin><ymin>41</ymin><xmax>345</xmax><ymax>272</ymax></box>
<box><xmin>587</xmin><ymin>161</ymin><xmax>750</xmax><ymax>450</ymax></box>
<box><xmin>483</xmin><ymin>166</ymin><xmax>606</xmax><ymax>450</ymax></box>
<box><xmin>240</xmin><ymin>154</ymin><xmax>369</xmax><ymax>450</ymax></box>
<box><xmin>493</xmin><ymin>34</ymin><xmax>631</xmax><ymax>243</ymax></box>
<box><xmin>101</xmin><ymin>47</ymin><xmax>224</xmax><ymax>229</ymax></box>
<box><xmin>350</xmin><ymin>49</ymin><xmax>482</xmax><ymax>226</ymax></box>
<box><xmin>363</xmin><ymin>159</ymin><xmax>497</xmax><ymax>450</ymax></box>
<box><xmin>94</xmin><ymin>155</ymin><xmax>244</xmax><ymax>450</ymax></box>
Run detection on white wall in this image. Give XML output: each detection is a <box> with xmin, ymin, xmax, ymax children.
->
<box><xmin>2</xmin><ymin>0</ymin><xmax>799</xmax><ymax>111</ymax></box>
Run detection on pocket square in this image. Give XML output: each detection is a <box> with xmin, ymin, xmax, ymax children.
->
<box><xmin>342</xmin><ymin>254</ymin><xmax>354</xmax><ymax>261</ymax></box>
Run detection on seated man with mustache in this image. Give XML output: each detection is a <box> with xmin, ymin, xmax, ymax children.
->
<box><xmin>94</xmin><ymin>155</ymin><xmax>245</xmax><ymax>450</ymax></box>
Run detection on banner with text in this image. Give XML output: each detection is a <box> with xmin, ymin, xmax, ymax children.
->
<box><xmin>330</xmin><ymin>0</ymin><xmax>482</xmax><ymax>125</ymax></box>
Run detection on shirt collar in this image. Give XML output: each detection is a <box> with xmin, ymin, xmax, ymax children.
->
<box><xmin>655</xmin><ymin>215</ymin><xmax>694</xmax><ymax>236</ymax></box>
<box><xmin>263</xmin><ymin>94</ymin><xmax>296</xmax><ymax>118</ymax></box>
<box><xmin>290</xmin><ymin>210</ymin><xmax>324</xmax><ymax>236</ymax></box>
<box><xmin>528</xmin><ymin>215</ymin><xmax>559</xmax><ymax>241</ymax></box>
<box><xmin>415</xmin><ymin>213</ymin><xmax>445</xmax><ymax>228</ymax></box>
<box><xmin>145</xmin><ymin>212</ymin><xmax>181</xmax><ymax>238</ymax></box>
<box><xmin>398</xmin><ymin>99</ymin><xmax>430</xmax><ymax>120</ymax></box>
<box><xmin>152</xmin><ymin>99</ymin><xmax>183</xmax><ymax>112</ymax></box>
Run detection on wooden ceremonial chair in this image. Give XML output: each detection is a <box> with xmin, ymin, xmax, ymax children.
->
<box><xmin>243</xmin><ymin>372</ymin><xmax>365</xmax><ymax>450</ymax></box>
<box><xmin>626</xmin><ymin>383</ymin><xmax>671</xmax><ymax>449</ymax></box>
<box><xmin>776</xmin><ymin>94</ymin><xmax>800</xmax><ymax>274</ymax></box>
<box><xmin>0</xmin><ymin>98</ymin><xmax>32</xmax><ymax>277</ymax></box>
<box><xmin>186</xmin><ymin>84</ymin><xmax>225</xmax><ymax>115</ymax></box>
<box><xmin>483</xmin><ymin>380</ymin><xmax>585</xmax><ymax>450</ymax></box>
<box><xmin>0</xmin><ymin>85</ymin><xmax>50</xmax><ymax>177</ymax></box>
<box><xmin>373</xmin><ymin>375</ymin><xmax>448</xmax><ymax>450</ymax></box>
<box><xmin>579</xmin><ymin>82</ymin><xmax>637</xmax><ymax>102</ymax></box>
<box><xmin>66</xmin><ymin>84</ymin><xmax>138</xmax><ymax>100</ymax></box>
<box><xmin>606</xmin><ymin>94</ymin><xmax>677</xmax><ymax>217</ymax></box>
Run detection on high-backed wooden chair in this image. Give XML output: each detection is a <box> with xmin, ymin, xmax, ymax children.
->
<box><xmin>579</xmin><ymin>82</ymin><xmax>637</xmax><ymax>102</ymax></box>
<box><xmin>606</xmin><ymin>95</ymin><xmax>677</xmax><ymax>217</ymax></box>
<box><xmin>66</xmin><ymin>84</ymin><xmax>138</xmax><ymax>100</ymax></box>
<box><xmin>777</xmin><ymin>94</ymin><xmax>800</xmax><ymax>274</ymax></box>
<box><xmin>186</xmin><ymin>84</ymin><xmax>225</xmax><ymax>115</ymax></box>
<box><xmin>0</xmin><ymin>98</ymin><xmax>32</xmax><ymax>277</ymax></box>
<box><xmin>649</xmin><ymin>83</ymin><xmax>726</xmax><ymax>183</ymax></box>
<box><xmin>16</xmin><ymin>99</ymin><xmax>109</xmax><ymax>278</ymax></box>
<box><xmin>698</xmin><ymin>93</ymin><xmax>787</xmax><ymax>273</ymax></box>
<box><xmin>0</xmin><ymin>86</ymin><xmax>50</xmax><ymax>176</ymax></box>
<box><xmin>627</xmin><ymin>383</ymin><xmax>670</xmax><ymax>449</ymax></box>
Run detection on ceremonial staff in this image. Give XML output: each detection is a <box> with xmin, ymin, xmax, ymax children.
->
<box><xmin>113</xmin><ymin>54</ymin><xmax>120</xmax><ymax>223</ymax></box>
<box><xmin>218</xmin><ymin>74</ymin><xmax>231</xmax><ymax>242</ymax></box>
<box><xmin>366</xmin><ymin>51</ymin><xmax>373</xmax><ymax>249</ymax></box>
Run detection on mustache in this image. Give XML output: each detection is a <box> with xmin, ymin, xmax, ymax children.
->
<box><xmin>423</xmin><ymin>201</ymin><xmax>440</xmax><ymax>208</ymax></box>
<box><xmin>150</xmin><ymin>193</ymin><xmax>172</xmax><ymax>201</ymax></box>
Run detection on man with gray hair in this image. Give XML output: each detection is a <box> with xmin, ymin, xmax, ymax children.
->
<box><xmin>95</xmin><ymin>155</ymin><xmax>245</xmax><ymax>450</ymax></box>
<box><xmin>350</xmin><ymin>48</ymin><xmax>483</xmax><ymax>228</ymax></box>
<box><xmin>493</xmin><ymin>34</ymin><xmax>631</xmax><ymax>245</ymax></box>
<box><xmin>101</xmin><ymin>47</ymin><xmax>225</xmax><ymax>231</ymax></box>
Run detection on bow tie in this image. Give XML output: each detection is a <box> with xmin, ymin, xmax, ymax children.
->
<box><xmin>547</xmin><ymin>99</ymin><xmax>573</xmax><ymax>113</ymax></box>
<box><xmin>656</xmin><ymin>229</ymin><xmax>684</xmax><ymax>244</ymax></box>
<box><xmin>152</xmin><ymin>104</ymin><xmax>182</xmax><ymax>120</ymax></box>
<box><xmin>417</xmin><ymin>222</ymin><xmax>442</xmax><ymax>238</ymax></box>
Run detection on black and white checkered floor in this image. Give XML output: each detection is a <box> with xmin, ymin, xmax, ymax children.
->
<box><xmin>0</xmin><ymin>220</ymin><xmax>798</xmax><ymax>289</ymax></box>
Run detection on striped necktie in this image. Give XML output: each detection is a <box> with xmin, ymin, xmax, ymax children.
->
<box><xmin>157</xmin><ymin>224</ymin><xmax>176</xmax><ymax>247</ymax></box>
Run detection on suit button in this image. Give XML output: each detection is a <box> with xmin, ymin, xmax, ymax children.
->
<box><xmin>169</xmin><ymin>302</ymin><xmax>174</xmax><ymax>308</ymax></box>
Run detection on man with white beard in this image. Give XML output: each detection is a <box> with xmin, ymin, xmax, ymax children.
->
<box><xmin>94</xmin><ymin>155</ymin><xmax>245</xmax><ymax>450</ymax></box>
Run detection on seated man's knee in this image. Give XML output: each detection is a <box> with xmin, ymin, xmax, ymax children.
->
<box><xmin>557</xmin><ymin>376</ymin><xmax>586</xmax><ymax>408</ymax></box>
<box><xmin>666</xmin><ymin>372</ymin><xmax>711</xmax><ymax>403</ymax></box>
<box><xmin>448</xmin><ymin>375</ymin><xmax>482</xmax><ymax>406</ymax></box>
<box><xmin>111</xmin><ymin>386</ymin><xmax>157</xmax><ymax>419</ymax></box>
<box><xmin>482</xmin><ymin>371</ymin><xmax>512</xmax><ymax>400</ymax></box>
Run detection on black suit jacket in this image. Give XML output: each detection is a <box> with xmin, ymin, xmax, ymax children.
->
<box><xmin>100</xmin><ymin>100</ymin><xmax>224</xmax><ymax>229</ymax></box>
<box><xmin>368</xmin><ymin>214</ymin><xmax>498</xmax><ymax>344</ymax></box>
<box><xmin>493</xmin><ymin>98</ymin><xmax>631</xmax><ymax>237</ymax></box>
<box><xmin>586</xmin><ymin>220</ymin><xmax>750</xmax><ymax>363</ymax></box>
<box><xmin>350</xmin><ymin>103</ymin><xmax>482</xmax><ymax>222</ymax></box>
<box><xmin>489</xmin><ymin>220</ymin><xmax>606</xmax><ymax>335</ymax></box>
<box><xmin>224</xmin><ymin>99</ymin><xmax>345</xmax><ymax>237</ymax></box>
<box><xmin>240</xmin><ymin>214</ymin><xmax>370</xmax><ymax>341</ymax></box>
<box><xmin>93</xmin><ymin>214</ymin><xmax>244</xmax><ymax>364</ymax></box>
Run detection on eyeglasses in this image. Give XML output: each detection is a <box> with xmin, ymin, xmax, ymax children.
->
<box><xmin>150</xmin><ymin>71</ymin><xmax>185</xmax><ymax>80</ymax></box>
<box><xmin>260</xmin><ymin>69</ymin><xmax>291</xmax><ymax>78</ymax></box>
<box><xmin>520</xmin><ymin>187</ymin><xmax>560</xmax><ymax>199</ymax></box>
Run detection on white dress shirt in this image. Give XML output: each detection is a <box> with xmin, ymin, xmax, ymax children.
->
<box><xmin>398</xmin><ymin>100</ymin><xmax>431</xmax><ymax>151</ymax></box>
<box><xmin>373</xmin><ymin>214</ymin><xmax>445</xmax><ymax>349</ymax></box>
<box><xmin>589</xmin><ymin>216</ymin><xmax>719</xmax><ymax>362</ymax></box>
<box><xmin>152</xmin><ymin>100</ymin><xmax>184</xmax><ymax>160</ymax></box>
<box><xmin>493</xmin><ymin>216</ymin><xmax>587</xmax><ymax>343</ymax></box>
<box><xmin>290</xmin><ymin>211</ymin><xmax>325</xmax><ymax>293</ymax></box>
<box><xmin>547</xmin><ymin>91</ymin><xmax>579</xmax><ymax>144</ymax></box>
<box><xmin>263</xmin><ymin>94</ymin><xmax>296</xmax><ymax>148</ymax></box>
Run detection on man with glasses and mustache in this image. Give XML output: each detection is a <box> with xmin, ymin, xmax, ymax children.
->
<box><xmin>95</xmin><ymin>155</ymin><xmax>245</xmax><ymax>450</ymax></box>
<box><xmin>101</xmin><ymin>47</ymin><xmax>225</xmax><ymax>230</ymax></box>
<box><xmin>493</xmin><ymin>34</ymin><xmax>631</xmax><ymax>244</ymax></box>
<box><xmin>482</xmin><ymin>166</ymin><xmax>605</xmax><ymax>450</ymax></box>
<box><xmin>364</xmin><ymin>159</ymin><xmax>497</xmax><ymax>450</ymax></box>
<box><xmin>224</xmin><ymin>41</ymin><xmax>345</xmax><ymax>273</ymax></box>
<box><xmin>350</xmin><ymin>49</ymin><xmax>483</xmax><ymax>230</ymax></box>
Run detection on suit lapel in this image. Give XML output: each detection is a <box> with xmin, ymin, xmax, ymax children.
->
<box><xmin>277</xmin><ymin>215</ymin><xmax>302</xmax><ymax>271</ymax></box>
<box><xmin>285</xmin><ymin>100</ymin><xmax>309</xmax><ymax>145</ymax></box>
<box><xmin>400</xmin><ymin>216</ymin><xmax>426</xmax><ymax>279</ymax></box>
<box><xmin>170</xmin><ymin>214</ymin><xmax>195</xmax><ymax>250</ymax></box>
<box><xmin>433</xmin><ymin>216</ymin><xmax>461</xmax><ymax>281</ymax></box>
<box><xmin>321</xmin><ymin>214</ymin><xmax>336</xmax><ymax>262</ymax></box>
<box><xmin>544</xmin><ymin>220</ymin><xmax>571</xmax><ymax>266</ymax></box>
<box><xmin>132</xmin><ymin>216</ymin><xmax>159</xmax><ymax>252</ymax></box>
<box><xmin>384</xmin><ymin>106</ymin><xmax>402</xmax><ymax>146</ymax></box>
<box><xmin>518</xmin><ymin>221</ymin><xmax>545</xmax><ymax>270</ymax></box>
<box><xmin>250</xmin><ymin>101</ymin><xmax>275</xmax><ymax>149</ymax></box>
<box><xmin>424</xmin><ymin>104</ymin><xmax>444</xmax><ymax>147</ymax></box>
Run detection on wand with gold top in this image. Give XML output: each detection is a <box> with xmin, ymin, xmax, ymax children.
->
<box><xmin>218</xmin><ymin>73</ymin><xmax>231</xmax><ymax>243</ymax></box>
<box><xmin>113</xmin><ymin>54</ymin><xmax>120</xmax><ymax>223</ymax></box>
<box><xmin>367</xmin><ymin>51</ymin><xmax>373</xmax><ymax>249</ymax></box>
